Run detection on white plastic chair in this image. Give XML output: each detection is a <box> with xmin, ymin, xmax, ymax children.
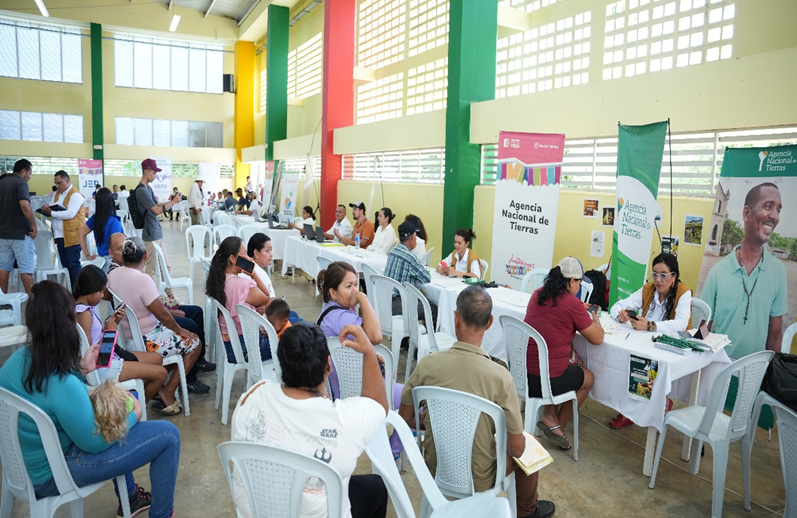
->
<box><xmin>418</xmin><ymin>247</ymin><xmax>434</xmax><ymax>267</ymax></box>
<box><xmin>519</xmin><ymin>268</ymin><xmax>549</xmax><ymax>294</ymax></box>
<box><xmin>200</xmin><ymin>208</ymin><xmax>213</xmax><ymax>227</ymax></box>
<box><xmin>200</xmin><ymin>258</ymin><xmax>215</xmax><ymax>361</ymax></box>
<box><xmin>361</xmin><ymin>263</ymin><xmax>380</xmax><ymax>314</ymax></box>
<box><xmin>213</xmin><ymin>211</ymin><xmax>234</xmax><ymax>227</ymax></box>
<box><xmin>0</xmin><ymin>287</ymin><xmax>27</xmax><ymax>327</ymax></box>
<box><xmin>500</xmin><ymin>315</ymin><xmax>579</xmax><ymax>461</ymax></box>
<box><xmin>214</xmin><ymin>224</ymin><xmax>239</xmax><ymax>249</ymax></box>
<box><xmin>773</xmin><ymin>406</ymin><xmax>797</xmax><ymax>518</ymax></box>
<box><xmin>186</xmin><ymin>225</ymin><xmax>213</xmax><ymax>283</ymax></box>
<box><xmin>402</xmin><ymin>283</ymin><xmax>455</xmax><ymax>380</ymax></box>
<box><xmin>411</xmin><ymin>386</ymin><xmax>517</xmax><ymax>518</ymax></box>
<box><xmin>117</xmin><ymin>209</ymin><xmax>130</xmax><ymax>228</ymax></box>
<box><xmin>649</xmin><ymin>350</ymin><xmax>775</xmax><ymax>518</ymax></box>
<box><xmin>478</xmin><ymin>259</ymin><xmax>488</xmax><ymax>280</ymax></box>
<box><xmin>0</xmin><ymin>387</ymin><xmax>132</xmax><ymax>518</ymax></box>
<box><xmin>79</xmin><ymin>233</ymin><xmax>108</xmax><ymax>271</ymax></box>
<box><xmin>237</xmin><ymin>304</ymin><xmax>281</xmax><ymax>386</ymax></box>
<box><xmin>371</xmin><ymin>275</ymin><xmax>410</xmax><ymax>372</ymax></box>
<box><xmin>327</xmin><ymin>339</ymin><xmax>394</xmax><ymax>407</ymax></box>
<box><xmin>177</xmin><ymin>202</ymin><xmax>190</xmax><ymax>232</ymax></box>
<box><xmin>691</xmin><ymin>297</ymin><xmax>712</xmax><ymax>327</ymax></box>
<box><xmin>111</xmin><ymin>289</ymin><xmax>190</xmax><ymax>418</ymax></box>
<box><xmin>238</xmin><ymin>224</ymin><xmax>263</xmax><ymax>247</ymax></box>
<box><xmin>210</xmin><ymin>298</ymin><xmax>249</xmax><ymax>426</ymax></box>
<box><xmin>34</xmin><ymin>230</ymin><xmax>71</xmax><ymax>291</ymax></box>
<box><xmin>579</xmin><ymin>279</ymin><xmax>594</xmax><ymax>303</ymax></box>
<box><xmin>217</xmin><ymin>441</ymin><xmax>344</xmax><ymax>518</ymax></box>
<box><xmin>152</xmin><ymin>242</ymin><xmax>193</xmax><ymax>305</ymax></box>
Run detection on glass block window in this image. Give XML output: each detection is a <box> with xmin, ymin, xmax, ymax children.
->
<box><xmin>498</xmin><ymin>0</ymin><xmax>559</xmax><ymax>11</ymax></box>
<box><xmin>341</xmin><ymin>148</ymin><xmax>445</xmax><ymax>183</ymax></box>
<box><xmin>0</xmin><ymin>17</ymin><xmax>83</xmax><ymax>83</ymax></box>
<box><xmin>408</xmin><ymin>0</ymin><xmax>449</xmax><ymax>57</ymax></box>
<box><xmin>357</xmin><ymin>72</ymin><xmax>405</xmax><ymax>124</ymax></box>
<box><xmin>603</xmin><ymin>0</ymin><xmax>734</xmax><ymax>81</ymax></box>
<box><xmin>496</xmin><ymin>11</ymin><xmax>591</xmax><ymax>98</ymax></box>
<box><xmin>260</xmin><ymin>68</ymin><xmax>267</xmax><ymax>113</ymax></box>
<box><xmin>115</xmin><ymin>118</ymin><xmax>223</xmax><ymax>148</ymax></box>
<box><xmin>287</xmin><ymin>32</ymin><xmax>323</xmax><ymax>98</ymax></box>
<box><xmin>114</xmin><ymin>34</ymin><xmax>224</xmax><ymax>93</ymax></box>
<box><xmin>0</xmin><ymin>110</ymin><xmax>83</xmax><ymax>143</ymax></box>
<box><xmin>281</xmin><ymin>156</ymin><xmax>322</xmax><ymax>179</ymax></box>
<box><xmin>407</xmin><ymin>58</ymin><xmax>447</xmax><ymax>115</ymax></box>
<box><xmin>358</xmin><ymin>0</ymin><xmax>407</xmax><ymax>69</ymax></box>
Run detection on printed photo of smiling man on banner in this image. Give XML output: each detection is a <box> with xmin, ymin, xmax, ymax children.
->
<box><xmin>697</xmin><ymin>144</ymin><xmax>796</xmax><ymax>424</ymax></box>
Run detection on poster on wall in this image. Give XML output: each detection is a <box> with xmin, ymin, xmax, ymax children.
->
<box><xmin>591</xmin><ymin>231</ymin><xmax>605</xmax><ymax>258</ymax></box>
<box><xmin>198</xmin><ymin>162</ymin><xmax>220</xmax><ymax>205</ymax></box>
<box><xmin>77</xmin><ymin>159</ymin><xmax>103</xmax><ymax>203</ymax></box>
<box><xmin>608</xmin><ymin>121</ymin><xmax>667</xmax><ymax>307</ymax></box>
<box><xmin>148</xmin><ymin>156</ymin><xmax>173</xmax><ymax>202</ymax></box>
<box><xmin>259</xmin><ymin>161</ymin><xmax>274</xmax><ymax>207</ymax></box>
<box><xmin>491</xmin><ymin>131</ymin><xmax>565</xmax><ymax>289</ymax></box>
<box><xmin>280</xmin><ymin>171</ymin><xmax>300</xmax><ymax>218</ymax></box>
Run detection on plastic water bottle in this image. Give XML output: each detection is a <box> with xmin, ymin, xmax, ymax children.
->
<box><xmin>355</xmin><ymin>231</ymin><xmax>360</xmax><ymax>249</ymax></box>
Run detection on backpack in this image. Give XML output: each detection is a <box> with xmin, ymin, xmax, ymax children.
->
<box><xmin>128</xmin><ymin>186</ymin><xmax>146</xmax><ymax>230</ymax></box>
<box><xmin>583</xmin><ymin>269</ymin><xmax>607</xmax><ymax>310</ymax></box>
<box><xmin>761</xmin><ymin>353</ymin><xmax>797</xmax><ymax>412</ymax></box>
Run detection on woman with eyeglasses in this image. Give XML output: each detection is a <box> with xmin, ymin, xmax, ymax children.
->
<box><xmin>607</xmin><ymin>252</ymin><xmax>692</xmax><ymax>429</ymax></box>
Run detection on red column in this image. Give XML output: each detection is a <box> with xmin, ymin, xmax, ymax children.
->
<box><xmin>320</xmin><ymin>0</ymin><xmax>356</xmax><ymax>229</ymax></box>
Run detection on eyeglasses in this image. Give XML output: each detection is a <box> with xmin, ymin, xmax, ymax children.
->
<box><xmin>650</xmin><ymin>272</ymin><xmax>674</xmax><ymax>281</ymax></box>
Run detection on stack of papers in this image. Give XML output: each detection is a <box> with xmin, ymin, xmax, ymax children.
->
<box><xmin>697</xmin><ymin>333</ymin><xmax>731</xmax><ymax>353</ymax></box>
<box><xmin>512</xmin><ymin>431</ymin><xmax>554</xmax><ymax>476</ymax></box>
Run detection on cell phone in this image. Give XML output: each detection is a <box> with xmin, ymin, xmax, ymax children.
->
<box><xmin>116</xmin><ymin>301</ymin><xmax>127</xmax><ymax>311</ymax></box>
<box><xmin>235</xmin><ymin>255</ymin><xmax>255</xmax><ymax>274</ymax></box>
<box><xmin>96</xmin><ymin>330</ymin><xmax>118</xmax><ymax>368</ymax></box>
<box><xmin>626</xmin><ymin>310</ymin><xmax>639</xmax><ymax>320</ymax></box>
<box><xmin>588</xmin><ymin>304</ymin><xmax>601</xmax><ymax>316</ymax></box>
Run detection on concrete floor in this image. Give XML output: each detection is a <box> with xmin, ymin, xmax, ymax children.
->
<box><xmin>0</xmin><ymin>221</ymin><xmax>787</xmax><ymax>517</ymax></box>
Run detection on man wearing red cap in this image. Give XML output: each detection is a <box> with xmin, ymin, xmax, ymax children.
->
<box><xmin>134</xmin><ymin>158</ymin><xmax>182</xmax><ymax>281</ymax></box>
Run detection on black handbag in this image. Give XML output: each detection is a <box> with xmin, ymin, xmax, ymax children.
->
<box><xmin>761</xmin><ymin>352</ymin><xmax>797</xmax><ymax>411</ymax></box>
<box><xmin>115</xmin><ymin>346</ymin><xmax>139</xmax><ymax>362</ymax></box>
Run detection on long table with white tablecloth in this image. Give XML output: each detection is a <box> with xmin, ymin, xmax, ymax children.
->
<box><xmin>229</xmin><ymin>215</ymin><xmax>299</xmax><ymax>261</ymax></box>
<box><xmin>280</xmin><ymin>235</ymin><xmax>388</xmax><ymax>279</ymax></box>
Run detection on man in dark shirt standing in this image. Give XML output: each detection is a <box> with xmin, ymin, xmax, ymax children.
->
<box><xmin>0</xmin><ymin>159</ymin><xmax>37</xmax><ymax>295</ymax></box>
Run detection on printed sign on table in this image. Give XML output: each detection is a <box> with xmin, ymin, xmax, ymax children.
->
<box><xmin>628</xmin><ymin>354</ymin><xmax>658</xmax><ymax>402</ymax></box>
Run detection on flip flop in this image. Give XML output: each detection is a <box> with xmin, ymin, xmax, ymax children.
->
<box><xmin>537</xmin><ymin>421</ymin><xmax>572</xmax><ymax>450</ymax></box>
<box><xmin>152</xmin><ymin>401</ymin><xmax>182</xmax><ymax>416</ymax></box>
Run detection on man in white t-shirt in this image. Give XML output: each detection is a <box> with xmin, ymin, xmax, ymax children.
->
<box><xmin>324</xmin><ymin>204</ymin><xmax>353</xmax><ymax>243</ymax></box>
<box><xmin>239</xmin><ymin>192</ymin><xmax>262</xmax><ymax>219</ymax></box>
<box><xmin>231</xmin><ymin>324</ymin><xmax>388</xmax><ymax>518</ymax></box>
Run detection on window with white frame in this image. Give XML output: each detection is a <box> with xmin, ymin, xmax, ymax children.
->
<box><xmin>0</xmin><ymin>156</ymin><xmax>78</xmax><ymax>175</ymax></box>
<box><xmin>496</xmin><ymin>11</ymin><xmax>591</xmax><ymax>98</ymax></box>
<box><xmin>0</xmin><ymin>17</ymin><xmax>82</xmax><ymax>83</ymax></box>
<box><xmin>498</xmin><ymin>0</ymin><xmax>559</xmax><ymax>11</ymax></box>
<box><xmin>115</xmin><ymin>117</ymin><xmax>223</xmax><ymax>148</ymax></box>
<box><xmin>287</xmin><ymin>32</ymin><xmax>323</xmax><ymax>99</ymax></box>
<box><xmin>357</xmin><ymin>72</ymin><xmax>404</xmax><ymax>124</ymax></box>
<box><xmin>260</xmin><ymin>68</ymin><xmax>267</xmax><ymax>113</ymax></box>
<box><xmin>281</xmin><ymin>156</ymin><xmax>322</xmax><ymax>179</ymax></box>
<box><xmin>408</xmin><ymin>0</ymin><xmax>449</xmax><ymax>57</ymax></box>
<box><xmin>114</xmin><ymin>34</ymin><xmax>224</xmax><ymax>94</ymax></box>
<box><xmin>358</xmin><ymin>0</ymin><xmax>407</xmax><ymax>69</ymax></box>
<box><xmin>0</xmin><ymin>110</ymin><xmax>83</xmax><ymax>143</ymax></box>
<box><xmin>341</xmin><ymin>148</ymin><xmax>445</xmax><ymax>183</ymax></box>
<box><xmin>603</xmin><ymin>0</ymin><xmax>734</xmax><ymax>81</ymax></box>
<box><xmin>480</xmin><ymin>126</ymin><xmax>797</xmax><ymax>195</ymax></box>
<box><xmin>407</xmin><ymin>58</ymin><xmax>447</xmax><ymax>115</ymax></box>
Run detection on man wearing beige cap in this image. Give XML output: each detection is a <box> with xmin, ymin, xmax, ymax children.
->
<box><xmin>135</xmin><ymin>158</ymin><xmax>182</xmax><ymax>281</ymax></box>
<box><xmin>188</xmin><ymin>173</ymin><xmax>205</xmax><ymax>226</ymax></box>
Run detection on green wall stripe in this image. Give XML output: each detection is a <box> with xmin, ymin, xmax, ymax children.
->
<box><xmin>90</xmin><ymin>23</ymin><xmax>104</xmax><ymax>176</ymax></box>
<box><xmin>266</xmin><ymin>5</ymin><xmax>289</xmax><ymax>162</ymax></box>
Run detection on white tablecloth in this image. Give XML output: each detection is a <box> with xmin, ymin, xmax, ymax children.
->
<box><xmin>573</xmin><ymin>315</ymin><xmax>731</xmax><ymax>431</ymax></box>
<box><xmin>228</xmin><ymin>215</ymin><xmax>299</xmax><ymax>261</ymax></box>
<box><xmin>280</xmin><ymin>236</ymin><xmax>388</xmax><ymax>279</ymax></box>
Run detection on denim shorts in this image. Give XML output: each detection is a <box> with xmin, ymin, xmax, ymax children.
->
<box><xmin>0</xmin><ymin>236</ymin><xmax>34</xmax><ymax>274</ymax></box>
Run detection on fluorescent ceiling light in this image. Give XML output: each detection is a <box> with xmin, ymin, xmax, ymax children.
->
<box><xmin>169</xmin><ymin>13</ymin><xmax>181</xmax><ymax>32</ymax></box>
<box><xmin>34</xmin><ymin>0</ymin><xmax>50</xmax><ymax>17</ymax></box>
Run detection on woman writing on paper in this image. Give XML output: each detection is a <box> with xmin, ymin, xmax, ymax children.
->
<box><xmin>436</xmin><ymin>229</ymin><xmax>481</xmax><ymax>278</ymax></box>
<box><xmin>607</xmin><ymin>252</ymin><xmax>692</xmax><ymax>428</ymax></box>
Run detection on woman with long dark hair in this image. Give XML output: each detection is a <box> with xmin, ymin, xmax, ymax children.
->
<box><xmin>607</xmin><ymin>252</ymin><xmax>692</xmax><ymax>429</ymax></box>
<box><xmin>79</xmin><ymin>187</ymin><xmax>124</xmax><ymax>269</ymax></box>
<box><xmin>404</xmin><ymin>214</ymin><xmax>428</xmax><ymax>259</ymax></box>
<box><xmin>366</xmin><ymin>207</ymin><xmax>398</xmax><ymax>254</ymax></box>
<box><xmin>524</xmin><ymin>257</ymin><xmax>603</xmax><ymax>451</ymax></box>
<box><xmin>437</xmin><ymin>229</ymin><xmax>480</xmax><ymax>278</ymax></box>
<box><xmin>247</xmin><ymin>232</ymin><xmax>302</xmax><ymax>325</ymax></box>
<box><xmin>230</xmin><ymin>324</ymin><xmax>388</xmax><ymax>518</ymax></box>
<box><xmin>0</xmin><ymin>281</ymin><xmax>181</xmax><ymax>518</ymax></box>
<box><xmin>205</xmin><ymin>236</ymin><xmax>274</xmax><ymax>364</ymax></box>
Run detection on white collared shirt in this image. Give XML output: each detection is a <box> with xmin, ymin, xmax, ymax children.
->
<box><xmin>51</xmin><ymin>186</ymin><xmax>85</xmax><ymax>239</ymax></box>
<box><xmin>443</xmin><ymin>248</ymin><xmax>481</xmax><ymax>277</ymax></box>
<box><xmin>327</xmin><ymin>218</ymin><xmax>353</xmax><ymax>243</ymax></box>
<box><xmin>610</xmin><ymin>285</ymin><xmax>693</xmax><ymax>333</ymax></box>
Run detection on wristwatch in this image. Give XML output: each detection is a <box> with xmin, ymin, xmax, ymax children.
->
<box><xmin>647</xmin><ymin>321</ymin><xmax>657</xmax><ymax>332</ymax></box>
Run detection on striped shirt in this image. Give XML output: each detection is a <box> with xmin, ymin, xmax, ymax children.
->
<box><xmin>384</xmin><ymin>243</ymin><xmax>431</xmax><ymax>296</ymax></box>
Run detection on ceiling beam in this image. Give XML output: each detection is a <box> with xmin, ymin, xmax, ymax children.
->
<box><xmin>204</xmin><ymin>0</ymin><xmax>218</xmax><ymax>18</ymax></box>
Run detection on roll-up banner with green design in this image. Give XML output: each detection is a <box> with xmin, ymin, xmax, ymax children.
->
<box><xmin>609</xmin><ymin>121</ymin><xmax>668</xmax><ymax>307</ymax></box>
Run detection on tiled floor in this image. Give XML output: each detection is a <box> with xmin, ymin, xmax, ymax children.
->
<box><xmin>0</xmin><ymin>221</ymin><xmax>787</xmax><ymax>517</ymax></box>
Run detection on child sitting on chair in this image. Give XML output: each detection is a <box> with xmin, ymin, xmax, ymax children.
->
<box><xmin>266</xmin><ymin>299</ymin><xmax>292</xmax><ymax>339</ymax></box>
<box><xmin>90</xmin><ymin>379</ymin><xmax>137</xmax><ymax>443</ymax></box>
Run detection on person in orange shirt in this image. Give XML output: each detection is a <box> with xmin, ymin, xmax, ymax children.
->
<box><xmin>337</xmin><ymin>200</ymin><xmax>375</xmax><ymax>248</ymax></box>
<box><xmin>266</xmin><ymin>298</ymin><xmax>292</xmax><ymax>338</ymax></box>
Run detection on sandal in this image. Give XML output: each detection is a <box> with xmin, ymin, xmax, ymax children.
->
<box><xmin>537</xmin><ymin>421</ymin><xmax>572</xmax><ymax>451</ymax></box>
<box><xmin>152</xmin><ymin>401</ymin><xmax>182</xmax><ymax>416</ymax></box>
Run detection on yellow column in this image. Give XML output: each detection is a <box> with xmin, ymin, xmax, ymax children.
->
<box><xmin>234</xmin><ymin>41</ymin><xmax>255</xmax><ymax>189</ymax></box>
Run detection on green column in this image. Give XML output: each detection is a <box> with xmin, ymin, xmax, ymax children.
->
<box><xmin>442</xmin><ymin>0</ymin><xmax>497</xmax><ymax>241</ymax></box>
<box><xmin>266</xmin><ymin>5</ymin><xmax>289</xmax><ymax>162</ymax></box>
<box><xmin>90</xmin><ymin>23</ymin><xmax>104</xmax><ymax>180</ymax></box>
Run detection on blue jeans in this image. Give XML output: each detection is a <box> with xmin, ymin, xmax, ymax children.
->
<box><xmin>223</xmin><ymin>333</ymin><xmax>272</xmax><ymax>364</ymax></box>
<box><xmin>33</xmin><ymin>421</ymin><xmax>180</xmax><ymax>518</ymax></box>
<box><xmin>174</xmin><ymin>304</ymin><xmax>206</xmax><ymax>382</ymax></box>
<box><xmin>55</xmin><ymin>237</ymin><xmax>81</xmax><ymax>287</ymax></box>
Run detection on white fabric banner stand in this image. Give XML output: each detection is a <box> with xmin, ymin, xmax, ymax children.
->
<box><xmin>198</xmin><ymin>162</ymin><xmax>220</xmax><ymax>205</ymax></box>
<box><xmin>149</xmin><ymin>156</ymin><xmax>173</xmax><ymax>203</ymax></box>
<box><xmin>491</xmin><ymin>160</ymin><xmax>562</xmax><ymax>289</ymax></box>
<box><xmin>302</xmin><ymin>156</ymin><xmax>315</xmax><ymax>208</ymax></box>
<box><xmin>280</xmin><ymin>172</ymin><xmax>300</xmax><ymax>219</ymax></box>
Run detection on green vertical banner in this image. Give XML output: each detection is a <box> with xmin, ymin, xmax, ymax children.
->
<box><xmin>609</xmin><ymin>121</ymin><xmax>668</xmax><ymax>307</ymax></box>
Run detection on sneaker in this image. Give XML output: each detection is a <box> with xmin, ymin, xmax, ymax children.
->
<box><xmin>608</xmin><ymin>413</ymin><xmax>634</xmax><ymax>429</ymax></box>
<box><xmin>187</xmin><ymin>379</ymin><xmax>211</xmax><ymax>394</ymax></box>
<box><xmin>117</xmin><ymin>485</ymin><xmax>151</xmax><ymax>517</ymax></box>
<box><xmin>196</xmin><ymin>359</ymin><xmax>216</xmax><ymax>372</ymax></box>
<box><xmin>521</xmin><ymin>500</ymin><xmax>555</xmax><ymax>518</ymax></box>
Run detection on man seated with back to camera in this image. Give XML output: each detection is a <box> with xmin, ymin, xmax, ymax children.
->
<box><xmin>398</xmin><ymin>285</ymin><xmax>556</xmax><ymax>518</ymax></box>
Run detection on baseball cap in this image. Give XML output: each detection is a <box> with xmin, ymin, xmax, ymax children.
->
<box><xmin>398</xmin><ymin>221</ymin><xmax>419</xmax><ymax>239</ymax></box>
<box><xmin>349</xmin><ymin>200</ymin><xmax>366</xmax><ymax>211</ymax></box>
<box><xmin>557</xmin><ymin>256</ymin><xmax>584</xmax><ymax>279</ymax></box>
<box><xmin>141</xmin><ymin>158</ymin><xmax>162</xmax><ymax>173</ymax></box>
